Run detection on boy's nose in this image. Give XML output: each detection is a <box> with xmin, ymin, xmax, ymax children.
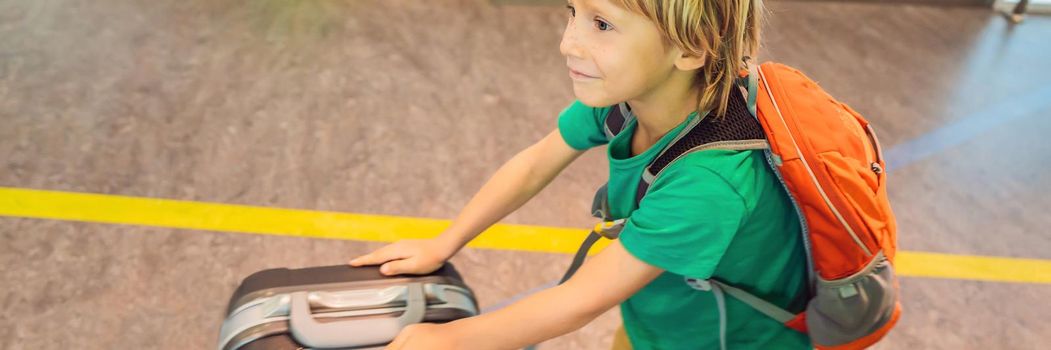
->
<box><xmin>559</xmin><ymin>22</ymin><xmax>584</xmax><ymax>59</ymax></box>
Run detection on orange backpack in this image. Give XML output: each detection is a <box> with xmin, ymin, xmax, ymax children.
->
<box><xmin>739</xmin><ymin>61</ymin><xmax>901</xmax><ymax>349</ymax></box>
<box><xmin>562</xmin><ymin>61</ymin><xmax>900</xmax><ymax>349</ymax></box>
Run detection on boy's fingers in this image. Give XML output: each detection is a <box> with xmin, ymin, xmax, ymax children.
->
<box><xmin>380</xmin><ymin>259</ymin><xmax>414</xmax><ymax>276</ymax></box>
<box><xmin>350</xmin><ymin>245</ymin><xmax>403</xmax><ymax>266</ymax></box>
<box><xmin>349</xmin><ymin>252</ymin><xmax>377</xmax><ymax>266</ymax></box>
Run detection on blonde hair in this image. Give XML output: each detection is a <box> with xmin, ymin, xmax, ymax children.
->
<box><xmin>614</xmin><ymin>0</ymin><xmax>763</xmax><ymax>117</ymax></box>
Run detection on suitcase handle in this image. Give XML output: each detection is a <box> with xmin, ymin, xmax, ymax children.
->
<box><xmin>288</xmin><ymin>283</ymin><xmax>426</xmax><ymax>348</ymax></box>
<box><xmin>311</xmin><ymin>285</ymin><xmax>409</xmax><ymax>310</ymax></box>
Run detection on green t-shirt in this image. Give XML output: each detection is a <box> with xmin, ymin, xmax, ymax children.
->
<box><xmin>558</xmin><ymin>100</ymin><xmax>812</xmax><ymax>349</ymax></box>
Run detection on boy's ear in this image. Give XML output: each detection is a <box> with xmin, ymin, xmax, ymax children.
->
<box><xmin>674</xmin><ymin>53</ymin><xmax>706</xmax><ymax>71</ymax></box>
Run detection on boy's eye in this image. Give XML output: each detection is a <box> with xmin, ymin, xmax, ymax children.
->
<box><xmin>566</xmin><ymin>5</ymin><xmax>575</xmax><ymax>18</ymax></box>
<box><xmin>595</xmin><ymin>20</ymin><xmax>611</xmax><ymax>31</ymax></box>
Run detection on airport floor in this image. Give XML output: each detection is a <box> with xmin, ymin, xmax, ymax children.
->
<box><xmin>1</xmin><ymin>0</ymin><xmax>1049</xmax><ymax>349</ymax></box>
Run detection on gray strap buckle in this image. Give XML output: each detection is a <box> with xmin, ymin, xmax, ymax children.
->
<box><xmin>685</xmin><ymin>277</ymin><xmax>713</xmax><ymax>291</ymax></box>
<box><xmin>593</xmin><ymin>219</ymin><xmax>626</xmax><ymax>240</ymax></box>
<box><xmin>591</xmin><ymin>183</ymin><xmax>612</xmax><ymax>221</ymax></box>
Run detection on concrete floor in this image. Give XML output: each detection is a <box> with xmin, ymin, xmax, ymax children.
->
<box><xmin>1</xmin><ymin>0</ymin><xmax>1049</xmax><ymax>349</ymax></box>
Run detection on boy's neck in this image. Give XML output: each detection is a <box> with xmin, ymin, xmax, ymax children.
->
<box><xmin>625</xmin><ymin>69</ymin><xmax>701</xmax><ymax>146</ymax></box>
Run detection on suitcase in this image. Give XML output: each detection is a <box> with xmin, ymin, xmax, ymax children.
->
<box><xmin>218</xmin><ymin>263</ymin><xmax>479</xmax><ymax>350</ymax></box>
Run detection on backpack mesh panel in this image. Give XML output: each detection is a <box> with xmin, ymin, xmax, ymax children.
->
<box><xmin>647</xmin><ymin>91</ymin><xmax>766</xmax><ymax>174</ymax></box>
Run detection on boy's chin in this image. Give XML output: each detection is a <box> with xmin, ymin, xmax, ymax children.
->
<box><xmin>573</xmin><ymin>90</ymin><xmax>617</xmax><ymax>108</ymax></box>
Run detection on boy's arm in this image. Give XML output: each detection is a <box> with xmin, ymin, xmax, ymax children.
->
<box><xmin>386</xmin><ymin>240</ymin><xmax>663</xmax><ymax>349</ymax></box>
<box><xmin>352</xmin><ymin>128</ymin><xmax>588</xmax><ymax>275</ymax></box>
<box><xmin>436</xmin><ymin>128</ymin><xmax>586</xmax><ymax>252</ymax></box>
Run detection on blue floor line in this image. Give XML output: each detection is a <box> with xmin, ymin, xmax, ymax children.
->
<box><xmin>884</xmin><ymin>84</ymin><xmax>1051</xmax><ymax>172</ymax></box>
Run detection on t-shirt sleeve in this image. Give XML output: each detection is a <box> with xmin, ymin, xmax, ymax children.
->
<box><xmin>557</xmin><ymin>100</ymin><xmax>612</xmax><ymax>151</ymax></box>
<box><xmin>618</xmin><ymin>163</ymin><xmax>748</xmax><ymax>279</ymax></box>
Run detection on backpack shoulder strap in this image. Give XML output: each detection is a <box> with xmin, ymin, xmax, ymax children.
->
<box><xmin>630</xmin><ymin>89</ymin><xmax>769</xmax><ymax>208</ymax></box>
<box><xmin>602</xmin><ymin>103</ymin><xmax>634</xmax><ymax>141</ymax></box>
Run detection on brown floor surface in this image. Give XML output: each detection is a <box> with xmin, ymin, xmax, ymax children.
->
<box><xmin>2</xmin><ymin>0</ymin><xmax>1049</xmax><ymax>349</ymax></box>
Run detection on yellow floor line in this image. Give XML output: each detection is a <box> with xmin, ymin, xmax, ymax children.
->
<box><xmin>0</xmin><ymin>187</ymin><xmax>603</xmax><ymax>254</ymax></box>
<box><xmin>2</xmin><ymin>186</ymin><xmax>1048</xmax><ymax>284</ymax></box>
<box><xmin>893</xmin><ymin>251</ymin><xmax>1051</xmax><ymax>284</ymax></box>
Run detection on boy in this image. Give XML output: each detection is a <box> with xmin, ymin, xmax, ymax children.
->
<box><xmin>351</xmin><ymin>1</ymin><xmax>810</xmax><ymax>348</ymax></box>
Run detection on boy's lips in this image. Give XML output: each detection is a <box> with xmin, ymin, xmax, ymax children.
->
<box><xmin>568</xmin><ymin>67</ymin><xmax>599</xmax><ymax>79</ymax></box>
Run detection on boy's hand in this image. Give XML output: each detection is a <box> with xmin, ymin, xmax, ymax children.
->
<box><xmin>349</xmin><ymin>238</ymin><xmax>457</xmax><ymax>275</ymax></box>
<box><xmin>384</xmin><ymin>323</ymin><xmax>462</xmax><ymax>350</ymax></box>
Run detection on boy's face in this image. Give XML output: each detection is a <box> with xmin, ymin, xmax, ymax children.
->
<box><xmin>560</xmin><ymin>0</ymin><xmax>685</xmax><ymax>107</ymax></box>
